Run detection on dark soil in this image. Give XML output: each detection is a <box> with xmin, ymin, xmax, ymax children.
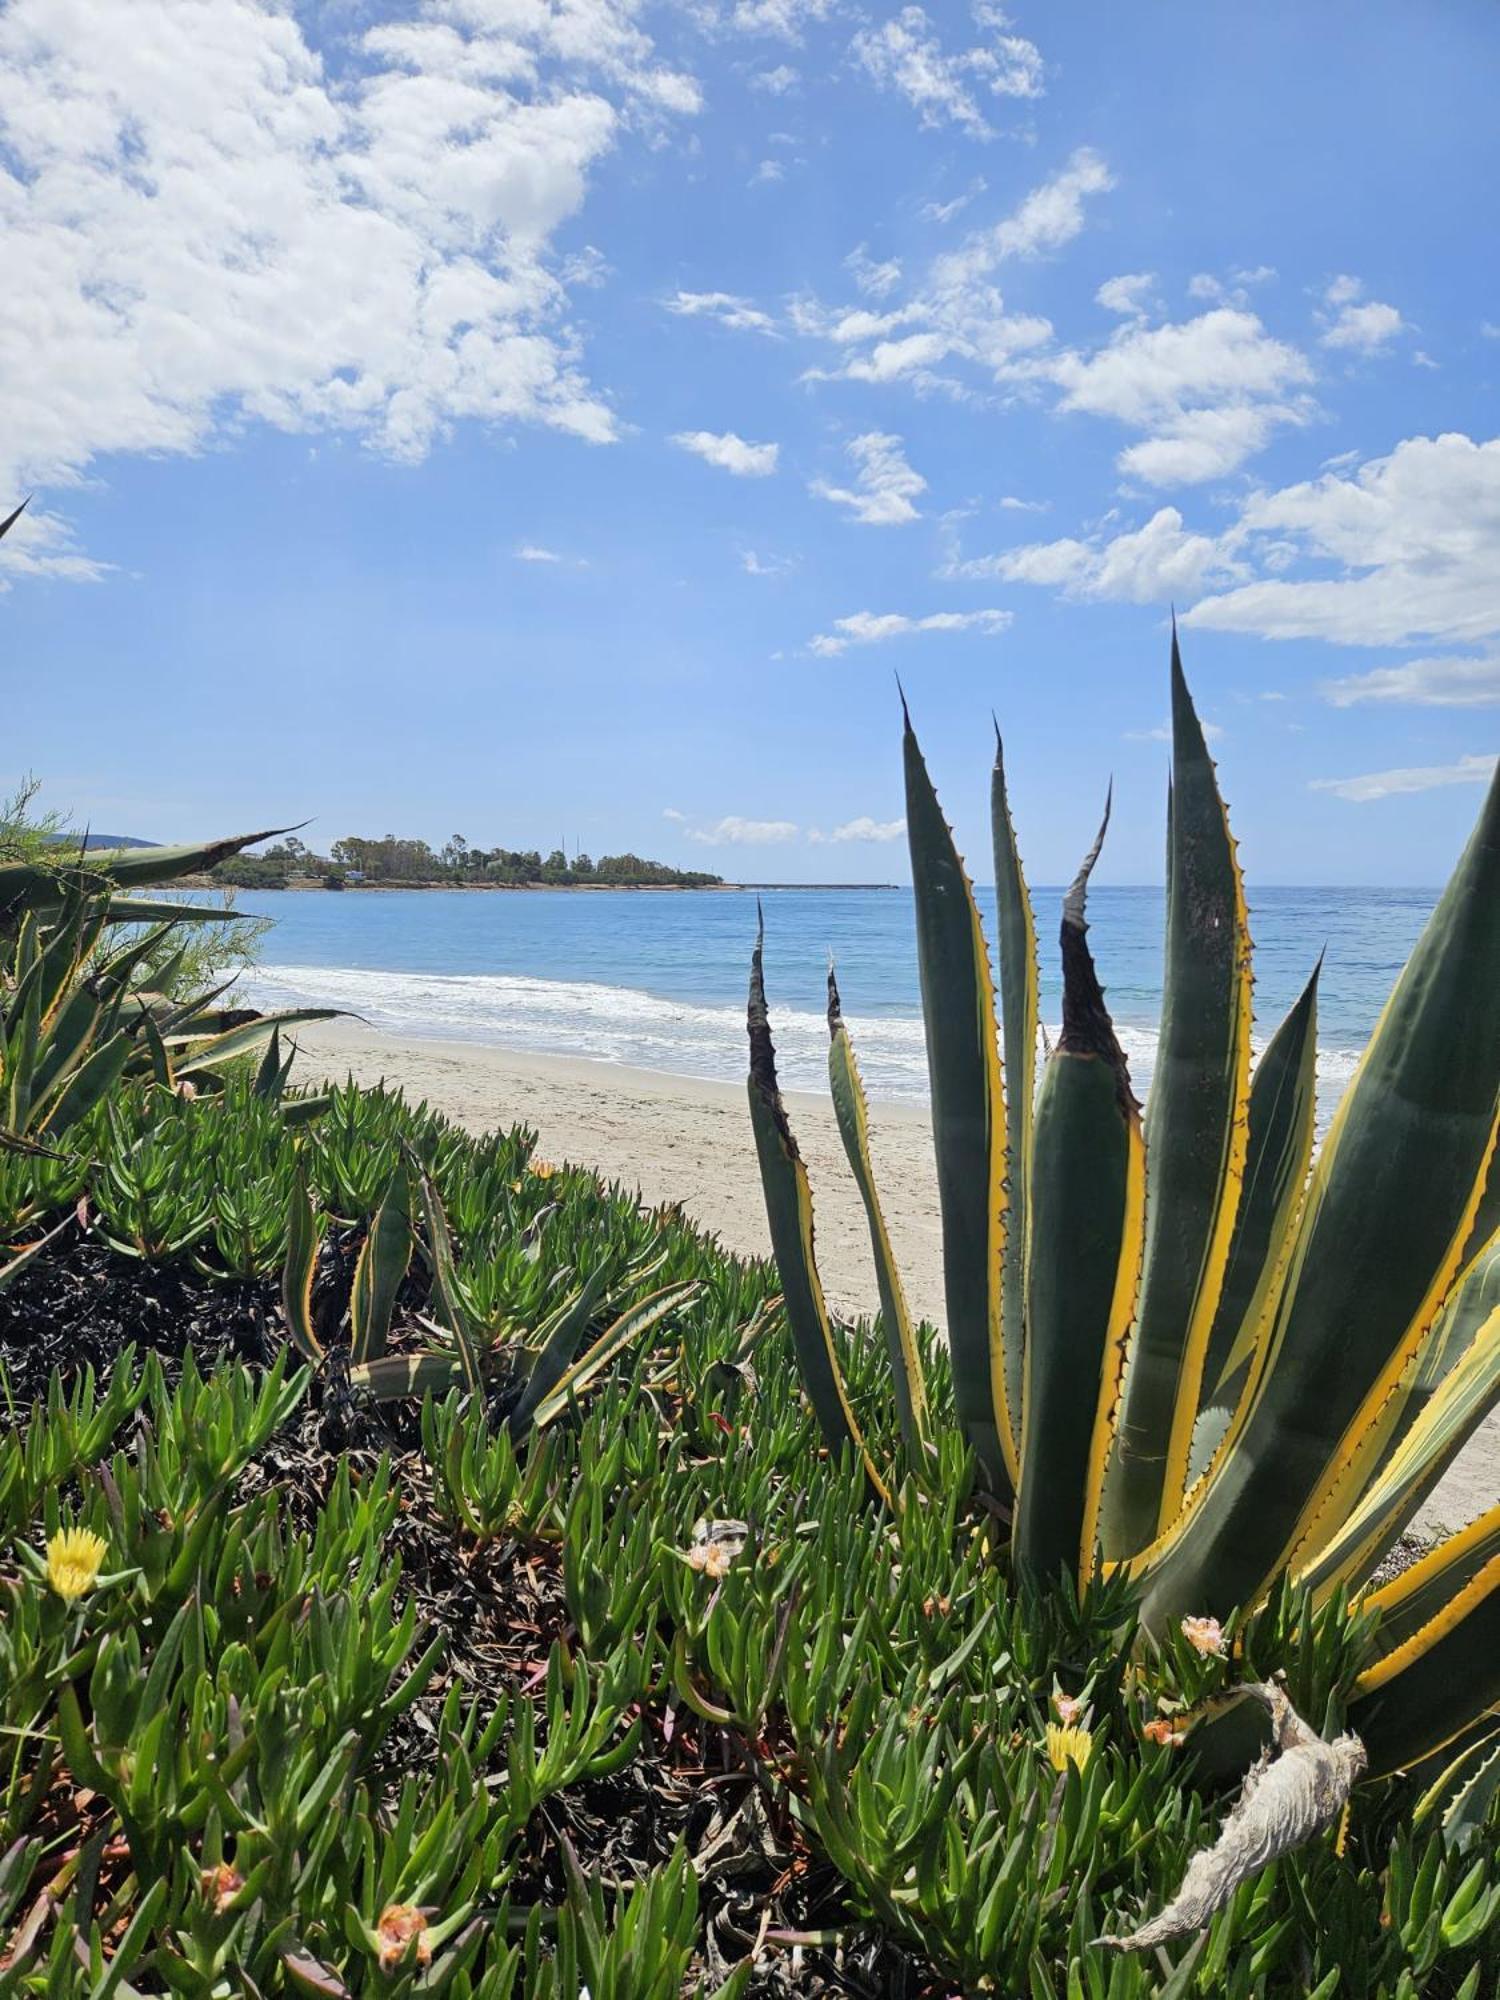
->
<box><xmin>0</xmin><ymin>1239</ymin><xmax>941</xmax><ymax>1996</ymax></box>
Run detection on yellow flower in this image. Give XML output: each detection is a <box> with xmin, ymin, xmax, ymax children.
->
<box><xmin>1180</xmin><ymin>1614</ymin><xmax>1225</xmax><ymax>1657</ymax></box>
<box><xmin>46</xmin><ymin>1527</ymin><xmax>107</xmax><ymax>1603</ymax></box>
<box><xmin>531</xmin><ymin>1159</ymin><xmax>558</xmax><ymax>1180</ymax></box>
<box><xmin>1044</xmin><ymin>1721</ymin><xmax>1093</xmax><ymax>1774</ymax></box>
<box><xmin>376</xmin><ymin>1904</ymin><xmax>433</xmax><ymax>1972</ymax></box>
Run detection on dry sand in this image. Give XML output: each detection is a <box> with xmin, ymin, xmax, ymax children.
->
<box><xmin>293</xmin><ymin>1016</ymin><xmax>1495</xmax><ymax>1544</ymax></box>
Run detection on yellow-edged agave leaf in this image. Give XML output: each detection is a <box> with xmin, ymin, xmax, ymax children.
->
<box><xmin>348</xmin><ymin>1162</ymin><xmax>412</xmax><ymax>1366</ymax></box>
<box><xmin>1139</xmin><ymin>759</ymin><xmax>1500</xmax><ymax>1630</ymax></box>
<box><xmin>530</xmin><ymin>1281</ymin><xmax>699</xmax><ymax>1431</ymax></box>
<box><xmin>904</xmin><ymin>704</ymin><xmax>1014</xmax><ymax>1492</ymax></box>
<box><xmin>509</xmin><ymin>1268</ymin><xmax>609</xmax><ymax>1438</ymax></box>
<box><xmin>991</xmin><ymin>728</ymin><xmax>1039</xmax><ymax>1448</ymax></box>
<box><xmin>1297</xmin><ymin>1272</ymin><xmax>1500</xmax><ymax>1600</ymax></box>
<box><xmin>1351</xmin><ymin>1508</ymin><xmax>1500</xmax><ymax>1775</ymax></box>
<box><xmin>170</xmin><ymin>1008</ymin><xmax>341</xmax><ymax>1075</ymax></box>
<box><xmin>1415</xmin><ymin>1726</ymin><xmax>1500</xmax><ymax>1844</ymax></box>
<box><xmin>1103</xmin><ymin>634</ymin><xmax>1252</xmax><ymax>1559</ymax></box>
<box><xmin>1197</xmin><ymin>963</ymin><xmax>1320</xmax><ymax>1419</ymax></box>
<box><xmin>827</xmin><ymin>963</ymin><xmax>927</xmax><ymax>1450</ymax></box>
<box><xmin>282</xmin><ymin>1161</ymin><xmax>324</xmax><ymax>1364</ymax></box>
<box><xmin>748</xmin><ymin>920</ymin><xmax>890</xmax><ymax>1504</ymax></box>
<box><xmin>1016</xmin><ymin>797</ymin><xmax>1145</xmax><ymax>1582</ymax></box>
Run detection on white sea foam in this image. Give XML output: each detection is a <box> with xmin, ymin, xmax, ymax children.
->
<box><xmin>250</xmin><ymin>959</ymin><xmax>1363</xmax><ymax>1123</ymax></box>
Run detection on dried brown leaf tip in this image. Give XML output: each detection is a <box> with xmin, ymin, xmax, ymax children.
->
<box><xmin>1100</xmin><ymin>1682</ymin><xmax>1366</xmax><ymax>1951</ymax></box>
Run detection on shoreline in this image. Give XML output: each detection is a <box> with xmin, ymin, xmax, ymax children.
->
<box><xmin>291</xmin><ymin>1017</ymin><xmax>1495</xmax><ymax>1544</ymax></box>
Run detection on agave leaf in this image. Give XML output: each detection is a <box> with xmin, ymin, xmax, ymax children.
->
<box><xmin>1296</xmin><ymin>1262</ymin><xmax>1500</xmax><ymax>1600</ymax></box>
<box><xmin>348</xmin><ymin>1162</ymin><xmax>412</xmax><ymax>1366</ymax></box>
<box><xmin>1199</xmin><ymin>963</ymin><xmax>1321</xmax><ymax>1416</ymax></box>
<box><xmin>282</xmin><ymin>1161</ymin><xmax>325</xmax><ymax>1364</ymax></box>
<box><xmin>1016</xmin><ymin>796</ymin><xmax>1145</xmax><ymax>1581</ymax></box>
<box><xmin>351</xmin><ymin>1352</ymin><xmax>468</xmax><ymax>1401</ymax></box>
<box><xmin>36</xmin><ymin>1029</ymin><xmax>131</xmax><ymax>1138</ymax></box>
<box><xmin>171</xmin><ymin>1008</ymin><xmax>341</xmax><ymax>1075</ymax></box>
<box><xmin>1140</xmin><ymin>759</ymin><xmax>1500</xmax><ymax>1628</ymax></box>
<box><xmin>508</xmin><ymin>1267</ymin><xmax>609</xmax><ymax>1438</ymax></box>
<box><xmin>409</xmin><ymin>1158</ymin><xmax>483</xmax><ymax>1395</ymax></box>
<box><xmin>827</xmin><ymin>964</ymin><xmax>927</xmax><ymax>1450</ymax></box>
<box><xmin>100</xmin><ymin>898</ymin><xmax>256</xmax><ymax>927</ymax></box>
<box><xmin>747</xmin><ymin>919</ymin><xmax>889</xmax><ymax>1503</ymax></box>
<box><xmin>991</xmin><ymin>727</ymin><xmax>1039</xmax><ymax>1447</ymax></box>
<box><xmin>1421</xmin><ymin>1728</ymin><xmax>1500</xmax><ymax>1844</ymax></box>
<box><xmin>83</xmin><ymin>827</ymin><xmax>307</xmax><ymax>887</ymax></box>
<box><xmin>904</xmin><ymin>703</ymin><xmax>1014</xmax><ymax>1492</ymax></box>
<box><xmin>1351</xmin><ymin>1509</ymin><xmax>1500</xmax><ymax>1775</ymax></box>
<box><xmin>1103</xmin><ymin>634</ymin><xmax>1253</xmax><ymax>1559</ymax></box>
<box><xmin>530</xmin><ymin>1281</ymin><xmax>699</xmax><ymax>1431</ymax></box>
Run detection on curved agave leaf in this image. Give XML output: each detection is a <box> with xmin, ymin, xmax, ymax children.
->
<box><xmin>1103</xmin><ymin>634</ymin><xmax>1252</xmax><ymax>1559</ymax></box>
<box><xmin>1351</xmin><ymin>1507</ymin><xmax>1500</xmax><ymax>1775</ymax></box>
<box><xmin>1296</xmin><ymin>1267</ymin><xmax>1500</xmax><ymax>1601</ymax></box>
<box><xmin>1140</xmin><ymin>760</ymin><xmax>1500</xmax><ymax>1629</ymax></box>
<box><xmin>282</xmin><ymin>1161</ymin><xmax>325</xmax><ymax>1364</ymax></box>
<box><xmin>1016</xmin><ymin>797</ymin><xmax>1145</xmax><ymax>1582</ymax></box>
<box><xmin>529</xmin><ymin>1281</ymin><xmax>699</xmax><ymax>1431</ymax></box>
<box><xmin>1197</xmin><ymin>962</ymin><xmax>1320</xmax><ymax>1422</ymax></box>
<box><xmin>747</xmin><ymin>919</ymin><xmax>890</xmax><ymax>1504</ymax></box>
<box><xmin>904</xmin><ymin>704</ymin><xmax>1013</xmax><ymax>1493</ymax></box>
<box><xmin>170</xmin><ymin>1007</ymin><xmax>342</xmax><ymax>1076</ymax></box>
<box><xmin>1413</xmin><ymin>1725</ymin><xmax>1500</xmax><ymax>1844</ymax></box>
<box><xmin>349</xmin><ymin>1161</ymin><xmax>412</xmax><ymax>1366</ymax></box>
<box><xmin>991</xmin><ymin>727</ymin><xmax>1039</xmax><ymax>1449</ymax></box>
<box><xmin>827</xmin><ymin>964</ymin><xmax>927</xmax><ymax>1450</ymax></box>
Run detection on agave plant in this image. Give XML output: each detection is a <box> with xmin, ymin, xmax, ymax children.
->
<box><xmin>748</xmin><ymin>632</ymin><xmax>1500</xmax><ymax>1781</ymax></box>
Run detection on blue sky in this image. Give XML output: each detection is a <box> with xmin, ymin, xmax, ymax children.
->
<box><xmin>2</xmin><ymin>0</ymin><xmax>1497</xmax><ymax>885</ymax></box>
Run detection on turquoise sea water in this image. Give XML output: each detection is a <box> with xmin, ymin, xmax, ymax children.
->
<box><xmin>231</xmin><ymin>884</ymin><xmax>1439</xmax><ymax>1114</ymax></box>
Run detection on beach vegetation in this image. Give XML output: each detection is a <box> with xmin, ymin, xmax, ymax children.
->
<box><xmin>749</xmin><ymin>631</ymin><xmax>1500</xmax><ymax>1855</ymax></box>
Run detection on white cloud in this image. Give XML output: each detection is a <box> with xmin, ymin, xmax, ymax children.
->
<box><xmin>796</xmin><ymin>150</ymin><xmax>1109</xmax><ymax>394</ymax></box>
<box><xmin>809</xmin><ymin>607</ymin><xmax>1011</xmax><ymax>655</ymax></box>
<box><xmin>0</xmin><ymin>0</ymin><xmax>705</xmax><ymax>574</ymax></box>
<box><xmin>729</xmin><ymin>0</ymin><xmax>833</xmax><ymax>39</ymax></box>
<box><xmin>1049</xmin><ymin>308</ymin><xmax>1316</xmax><ymax>483</ymax></box>
<box><xmin>810</xmin><ymin>432</ymin><xmax>927</xmax><ymax>525</ymax></box>
<box><xmin>662</xmin><ymin>806</ymin><xmax>687</xmax><ymax>821</ymax></box>
<box><xmin>1096</xmin><ymin>272</ymin><xmax>1157</xmax><ymax>319</ymax></box>
<box><xmin>1311</xmin><ymin>754</ymin><xmax>1496</xmax><ymax>803</ymax></box>
<box><xmin>955</xmin><ymin>506</ymin><xmax>1238</xmax><ymax>602</ymax></box>
<box><xmin>1318</xmin><ymin>276</ymin><xmax>1405</xmax><ymax>353</ymax></box>
<box><xmin>514</xmin><ymin>542</ymin><xmax>562</xmax><ymax>562</ymax></box>
<box><xmin>749</xmin><ymin>63</ymin><xmax>800</xmax><ymax>93</ymax></box>
<box><xmin>665</xmin><ymin>290</ymin><xmax>778</xmax><ymax>335</ymax></box>
<box><xmin>1322</xmin><ymin>653</ymin><xmax>1500</xmax><ymax>708</ymax></box>
<box><xmin>846</xmin><ymin>245</ymin><xmax>903</xmax><ymax>299</ymax></box>
<box><xmin>921</xmin><ymin>178</ymin><xmax>986</xmax><ymax>223</ymax></box>
<box><xmin>672</xmin><ymin>429</ymin><xmax>780</xmax><ymax>476</ymax></box>
<box><xmin>828</xmin><ymin>815</ymin><xmax>907</xmax><ymax>841</ymax></box>
<box><xmin>750</xmin><ymin>157</ymin><xmax>786</xmax><ymax>184</ymax></box>
<box><xmin>1189</xmin><ymin>266</ymin><xmax>1277</xmax><ymax>309</ymax></box>
<box><xmin>850</xmin><ymin>4</ymin><xmax>1043</xmax><ymax>140</ymax></box>
<box><xmin>741</xmin><ymin>548</ymin><xmax>795</xmax><ymax>575</ymax></box>
<box><xmin>686</xmin><ymin>814</ymin><xmax>800</xmax><ymax>844</ymax></box>
<box><xmin>1186</xmin><ymin>433</ymin><xmax>1500</xmax><ymax>646</ymax></box>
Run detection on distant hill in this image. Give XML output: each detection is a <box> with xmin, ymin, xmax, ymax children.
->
<box><xmin>47</xmin><ymin>832</ymin><xmax>157</xmax><ymax>851</ymax></box>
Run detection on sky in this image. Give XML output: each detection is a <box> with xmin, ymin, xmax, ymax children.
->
<box><xmin>1</xmin><ymin>0</ymin><xmax>1498</xmax><ymax>887</ymax></box>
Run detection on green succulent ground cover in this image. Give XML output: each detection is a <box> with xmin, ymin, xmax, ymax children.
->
<box><xmin>1</xmin><ymin>1070</ymin><xmax>1498</xmax><ymax>1997</ymax></box>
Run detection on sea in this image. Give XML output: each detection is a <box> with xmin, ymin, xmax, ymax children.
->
<box><xmin>230</xmin><ymin>884</ymin><xmax>1439</xmax><ymax>1121</ymax></box>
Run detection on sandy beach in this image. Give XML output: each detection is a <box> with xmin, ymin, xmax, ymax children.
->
<box><xmin>293</xmin><ymin>1016</ymin><xmax>1495</xmax><ymax>1543</ymax></box>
